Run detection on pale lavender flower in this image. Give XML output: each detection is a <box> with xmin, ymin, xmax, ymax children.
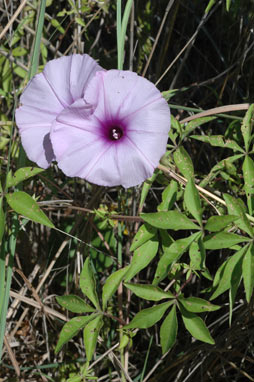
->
<box><xmin>15</xmin><ymin>54</ymin><xmax>103</xmax><ymax>168</ymax></box>
<box><xmin>16</xmin><ymin>55</ymin><xmax>170</xmax><ymax>188</ymax></box>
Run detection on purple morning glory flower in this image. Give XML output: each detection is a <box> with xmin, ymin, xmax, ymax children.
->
<box><xmin>15</xmin><ymin>54</ymin><xmax>170</xmax><ymax>188</ymax></box>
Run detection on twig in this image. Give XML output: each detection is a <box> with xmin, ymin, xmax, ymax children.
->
<box><xmin>0</xmin><ymin>0</ymin><xmax>27</xmax><ymax>40</ymax></box>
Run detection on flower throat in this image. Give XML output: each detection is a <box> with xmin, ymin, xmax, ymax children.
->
<box><xmin>109</xmin><ymin>125</ymin><xmax>123</xmax><ymax>141</ymax></box>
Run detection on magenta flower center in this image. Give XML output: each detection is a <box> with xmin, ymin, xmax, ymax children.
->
<box><xmin>109</xmin><ymin>125</ymin><xmax>123</xmax><ymax>141</ymax></box>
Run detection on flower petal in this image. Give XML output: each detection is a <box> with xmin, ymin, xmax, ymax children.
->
<box><xmin>19</xmin><ymin>125</ymin><xmax>54</xmax><ymax>168</ymax></box>
<box><xmin>51</xmin><ymin>118</ymin><xmax>122</xmax><ymax>185</ymax></box>
<box><xmin>15</xmin><ymin>54</ymin><xmax>103</xmax><ymax>169</ymax></box>
<box><xmin>84</xmin><ymin>69</ymin><xmax>170</xmax><ymax>129</ymax></box>
<box><xmin>43</xmin><ymin>54</ymin><xmax>103</xmax><ymax>107</ymax></box>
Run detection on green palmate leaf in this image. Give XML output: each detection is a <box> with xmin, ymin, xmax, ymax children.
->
<box><xmin>141</xmin><ymin>211</ymin><xmax>200</xmax><ymax>231</ymax></box>
<box><xmin>241</xmin><ymin>104</ymin><xmax>254</xmax><ymax>152</ymax></box>
<box><xmin>178</xmin><ymin>297</ymin><xmax>220</xmax><ymax>313</ymax></box>
<box><xmin>242</xmin><ymin>155</ymin><xmax>254</xmax><ymax>196</ymax></box>
<box><xmin>179</xmin><ymin>306</ymin><xmax>215</xmax><ymax>345</ymax></box>
<box><xmin>173</xmin><ymin>146</ymin><xmax>194</xmax><ymax>179</ymax></box>
<box><xmin>6</xmin><ymin>167</ymin><xmax>44</xmax><ymax>188</ymax></box>
<box><xmin>125</xmin><ymin>238</ymin><xmax>159</xmax><ymax>282</ymax></box>
<box><xmin>204</xmin><ymin>232</ymin><xmax>250</xmax><ymax>250</ymax></box>
<box><xmin>102</xmin><ymin>266</ymin><xmax>130</xmax><ymax>309</ymax></box>
<box><xmin>210</xmin><ymin>245</ymin><xmax>247</xmax><ymax>300</ymax></box>
<box><xmin>153</xmin><ymin>232</ymin><xmax>201</xmax><ymax>285</ymax></box>
<box><xmin>204</xmin><ymin>215</ymin><xmax>237</xmax><ymax>232</ymax></box>
<box><xmin>0</xmin><ymin>198</ymin><xmax>5</xmax><ymax>244</ymax></box>
<box><xmin>56</xmin><ymin>295</ymin><xmax>96</xmax><ymax>314</ymax></box>
<box><xmin>55</xmin><ymin>314</ymin><xmax>97</xmax><ymax>353</ymax></box>
<box><xmin>190</xmin><ymin>134</ymin><xmax>244</xmax><ymax>153</ymax></box>
<box><xmin>5</xmin><ymin>191</ymin><xmax>54</xmax><ymax>228</ymax></box>
<box><xmin>80</xmin><ymin>258</ymin><xmax>100</xmax><ymax>309</ymax></box>
<box><xmin>184</xmin><ymin>178</ymin><xmax>203</xmax><ymax>226</ymax></box>
<box><xmin>124</xmin><ymin>282</ymin><xmax>174</xmax><ymax>301</ymax></box>
<box><xmin>125</xmin><ymin>301</ymin><xmax>173</xmax><ymax>329</ymax></box>
<box><xmin>223</xmin><ymin>194</ymin><xmax>253</xmax><ymax>237</ymax></box>
<box><xmin>83</xmin><ymin>315</ymin><xmax>103</xmax><ymax>362</ymax></box>
<box><xmin>157</xmin><ymin>180</ymin><xmax>178</xmax><ymax>212</ymax></box>
<box><xmin>130</xmin><ymin>223</ymin><xmax>157</xmax><ymax>251</ymax></box>
<box><xmin>242</xmin><ymin>244</ymin><xmax>254</xmax><ymax>303</ymax></box>
<box><xmin>160</xmin><ymin>305</ymin><xmax>178</xmax><ymax>354</ymax></box>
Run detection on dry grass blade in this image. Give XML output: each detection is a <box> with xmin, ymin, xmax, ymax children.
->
<box><xmin>180</xmin><ymin>103</ymin><xmax>250</xmax><ymax>124</ymax></box>
<box><xmin>3</xmin><ymin>335</ymin><xmax>20</xmax><ymax>376</ymax></box>
<box><xmin>9</xmin><ymin>291</ymin><xmax>67</xmax><ymax>321</ymax></box>
<box><xmin>0</xmin><ymin>0</ymin><xmax>27</xmax><ymax>40</ymax></box>
<box><xmin>142</xmin><ymin>0</ymin><xmax>175</xmax><ymax>77</ymax></box>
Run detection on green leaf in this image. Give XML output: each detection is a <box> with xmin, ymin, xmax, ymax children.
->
<box><xmin>189</xmin><ymin>240</ymin><xmax>205</xmax><ymax>270</ymax></box>
<box><xmin>75</xmin><ymin>17</ymin><xmax>86</xmax><ymax>27</ymax></box>
<box><xmin>229</xmin><ymin>254</ymin><xmax>243</xmax><ymax>325</ymax></box>
<box><xmin>183</xmin><ymin>116</ymin><xmax>216</xmax><ymax>137</ymax></box>
<box><xmin>178</xmin><ymin>297</ymin><xmax>220</xmax><ymax>313</ymax></box>
<box><xmin>226</xmin><ymin>0</ymin><xmax>231</xmax><ymax>11</ymax></box>
<box><xmin>204</xmin><ymin>232</ymin><xmax>250</xmax><ymax>250</ymax></box>
<box><xmin>242</xmin><ymin>244</ymin><xmax>254</xmax><ymax>303</ymax></box>
<box><xmin>102</xmin><ymin>266</ymin><xmax>130</xmax><ymax>309</ymax></box>
<box><xmin>139</xmin><ymin>171</ymin><xmax>158</xmax><ymax>209</ymax></box>
<box><xmin>130</xmin><ymin>223</ymin><xmax>157</xmax><ymax>251</ymax></box>
<box><xmin>157</xmin><ymin>180</ymin><xmax>178</xmax><ymax>212</ymax></box>
<box><xmin>118</xmin><ymin>0</ymin><xmax>134</xmax><ymax>70</ymax></box>
<box><xmin>0</xmin><ymin>198</ymin><xmax>5</xmax><ymax>244</ymax></box>
<box><xmin>205</xmin><ymin>0</ymin><xmax>216</xmax><ymax>13</ymax></box>
<box><xmin>125</xmin><ymin>301</ymin><xmax>172</xmax><ymax>329</ymax></box>
<box><xmin>12</xmin><ymin>47</ymin><xmax>27</xmax><ymax>57</ymax></box>
<box><xmin>184</xmin><ymin>178</ymin><xmax>202</xmax><ymax>226</ymax></box>
<box><xmin>160</xmin><ymin>305</ymin><xmax>178</xmax><ymax>354</ymax></box>
<box><xmin>153</xmin><ymin>232</ymin><xmax>201</xmax><ymax>285</ymax></box>
<box><xmin>241</xmin><ymin>104</ymin><xmax>254</xmax><ymax>152</ymax></box>
<box><xmin>5</xmin><ymin>191</ymin><xmax>54</xmax><ymax>228</ymax></box>
<box><xmin>55</xmin><ymin>314</ymin><xmax>97</xmax><ymax>353</ymax></box>
<box><xmin>125</xmin><ymin>238</ymin><xmax>159</xmax><ymax>282</ymax></box>
<box><xmin>124</xmin><ymin>283</ymin><xmax>174</xmax><ymax>301</ymax></box>
<box><xmin>242</xmin><ymin>155</ymin><xmax>254</xmax><ymax>195</ymax></box>
<box><xmin>6</xmin><ymin>167</ymin><xmax>44</xmax><ymax>188</ymax></box>
<box><xmin>179</xmin><ymin>306</ymin><xmax>215</xmax><ymax>345</ymax></box>
<box><xmin>199</xmin><ymin>154</ymin><xmax>244</xmax><ymax>188</ymax></box>
<box><xmin>173</xmin><ymin>146</ymin><xmax>194</xmax><ymax>179</ymax></box>
<box><xmin>191</xmin><ymin>134</ymin><xmax>244</xmax><ymax>153</ymax></box>
<box><xmin>204</xmin><ymin>215</ymin><xmax>237</xmax><ymax>232</ymax></box>
<box><xmin>56</xmin><ymin>295</ymin><xmax>96</xmax><ymax>314</ymax></box>
<box><xmin>141</xmin><ymin>211</ymin><xmax>200</xmax><ymax>231</ymax></box>
<box><xmin>80</xmin><ymin>258</ymin><xmax>100</xmax><ymax>309</ymax></box>
<box><xmin>210</xmin><ymin>245</ymin><xmax>247</xmax><ymax>300</ymax></box>
<box><xmin>83</xmin><ymin>315</ymin><xmax>103</xmax><ymax>362</ymax></box>
<box><xmin>223</xmin><ymin>194</ymin><xmax>253</xmax><ymax>237</ymax></box>
<box><xmin>51</xmin><ymin>18</ymin><xmax>65</xmax><ymax>34</ymax></box>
